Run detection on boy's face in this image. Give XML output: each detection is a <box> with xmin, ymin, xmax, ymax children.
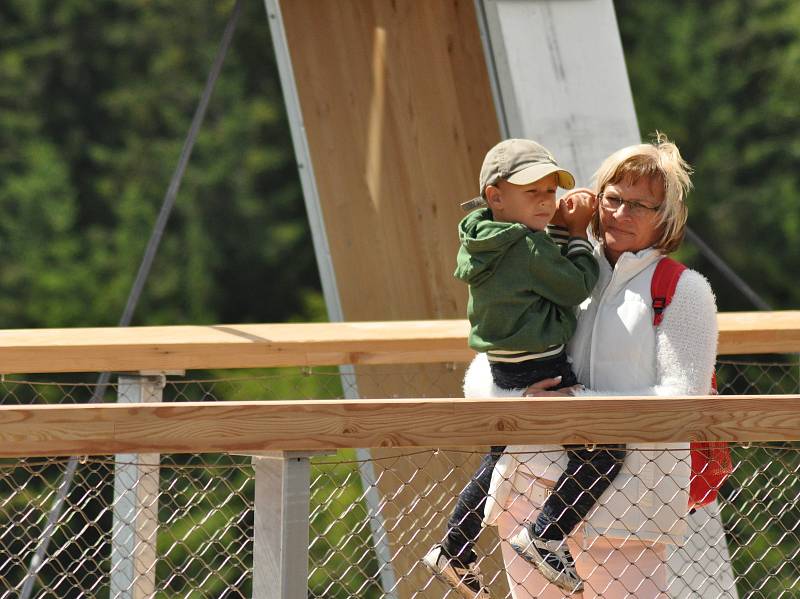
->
<box><xmin>485</xmin><ymin>173</ymin><xmax>558</xmax><ymax>231</ymax></box>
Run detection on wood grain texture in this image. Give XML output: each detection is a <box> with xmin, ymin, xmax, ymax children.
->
<box><xmin>279</xmin><ymin>1</ymin><xmax>499</xmax><ymax>324</ymax></box>
<box><xmin>0</xmin><ymin>311</ymin><xmax>796</xmax><ymax>374</ymax></box>
<box><xmin>1</xmin><ymin>395</ymin><xmax>799</xmax><ymax>458</ymax></box>
<box><xmin>0</xmin><ymin>320</ymin><xmax>469</xmax><ymax>374</ymax></box>
<box><xmin>717</xmin><ymin>310</ymin><xmax>800</xmax><ymax>354</ymax></box>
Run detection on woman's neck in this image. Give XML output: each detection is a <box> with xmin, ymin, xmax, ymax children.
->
<box><xmin>604</xmin><ymin>246</ymin><xmax>622</xmax><ymax>266</ymax></box>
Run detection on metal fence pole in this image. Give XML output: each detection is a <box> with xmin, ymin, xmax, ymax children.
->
<box><xmin>251</xmin><ymin>452</ymin><xmax>321</xmax><ymax>599</ymax></box>
<box><xmin>110</xmin><ymin>374</ymin><xmax>165</xmax><ymax>599</ymax></box>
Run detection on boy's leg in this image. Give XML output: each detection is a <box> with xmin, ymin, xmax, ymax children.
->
<box><xmin>532</xmin><ymin>361</ymin><xmax>624</xmax><ymax>540</ymax></box>
<box><xmin>442</xmin><ymin>445</ymin><xmax>506</xmax><ymax>563</ymax></box>
<box><xmin>509</xmin><ymin>444</ymin><xmax>624</xmax><ymax>593</ymax></box>
<box><xmin>497</xmin><ymin>487</ymin><xmax>582</xmax><ymax>599</ymax></box>
<box><xmin>533</xmin><ymin>444</ymin><xmax>626</xmax><ymax>540</ymax></box>
<box><xmin>424</xmin><ymin>447</ymin><xmax>504</xmax><ymax>598</ymax></box>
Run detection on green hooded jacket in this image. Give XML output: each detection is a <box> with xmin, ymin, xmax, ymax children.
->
<box><xmin>454</xmin><ymin>208</ymin><xmax>599</xmax><ymax>353</ymax></box>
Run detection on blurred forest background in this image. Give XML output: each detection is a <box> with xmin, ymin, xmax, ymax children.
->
<box><xmin>1</xmin><ymin>0</ymin><xmax>798</xmax><ymax>333</ymax></box>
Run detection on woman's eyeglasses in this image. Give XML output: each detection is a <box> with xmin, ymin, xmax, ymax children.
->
<box><xmin>598</xmin><ymin>191</ymin><xmax>661</xmax><ymax>217</ymax></box>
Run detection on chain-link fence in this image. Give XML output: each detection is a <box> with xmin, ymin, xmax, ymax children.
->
<box><xmin>0</xmin><ymin>357</ymin><xmax>798</xmax><ymax>598</ymax></box>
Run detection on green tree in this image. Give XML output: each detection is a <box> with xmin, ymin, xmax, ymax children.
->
<box><xmin>616</xmin><ymin>0</ymin><xmax>800</xmax><ymax>311</ymax></box>
<box><xmin>0</xmin><ymin>0</ymin><xmax>322</xmax><ymax>328</ymax></box>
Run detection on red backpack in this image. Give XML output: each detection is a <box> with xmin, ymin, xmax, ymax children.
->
<box><xmin>651</xmin><ymin>257</ymin><xmax>733</xmax><ymax>510</ymax></box>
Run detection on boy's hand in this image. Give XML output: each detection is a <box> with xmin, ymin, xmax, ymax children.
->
<box><xmin>559</xmin><ymin>188</ymin><xmax>597</xmax><ymax>238</ymax></box>
<box><xmin>549</xmin><ymin>206</ymin><xmax>567</xmax><ymax>227</ymax></box>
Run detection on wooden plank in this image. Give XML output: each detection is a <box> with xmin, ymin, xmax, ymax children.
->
<box><xmin>717</xmin><ymin>310</ymin><xmax>800</xmax><ymax>355</ymax></box>
<box><xmin>279</xmin><ymin>1</ymin><xmax>498</xmax><ymax>325</ymax></box>
<box><xmin>0</xmin><ymin>320</ymin><xmax>470</xmax><ymax>374</ymax></box>
<box><xmin>1</xmin><ymin>395</ymin><xmax>799</xmax><ymax>458</ymax></box>
<box><xmin>0</xmin><ymin>311</ymin><xmax>797</xmax><ymax>374</ymax></box>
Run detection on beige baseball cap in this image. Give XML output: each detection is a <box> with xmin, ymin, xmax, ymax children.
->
<box><xmin>461</xmin><ymin>138</ymin><xmax>575</xmax><ymax>210</ymax></box>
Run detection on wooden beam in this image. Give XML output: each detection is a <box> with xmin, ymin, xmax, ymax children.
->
<box><xmin>717</xmin><ymin>310</ymin><xmax>800</xmax><ymax>355</ymax></box>
<box><xmin>0</xmin><ymin>311</ymin><xmax>797</xmax><ymax>374</ymax></box>
<box><xmin>1</xmin><ymin>395</ymin><xmax>799</xmax><ymax>458</ymax></box>
<box><xmin>0</xmin><ymin>320</ymin><xmax>471</xmax><ymax>374</ymax></box>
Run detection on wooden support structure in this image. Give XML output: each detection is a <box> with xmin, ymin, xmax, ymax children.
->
<box><xmin>0</xmin><ymin>311</ymin><xmax>796</xmax><ymax>374</ymax></box>
<box><xmin>0</xmin><ymin>317</ymin><xmax>795</xmax><ymax>598</ymax></box>
<box><xmin>0</xmin><ymin>314</ymin><xmax>795</xmax><ymax>597</ymax></box>
<box><xmin>1</xmin><ymin>394</ymin><xmax>799</xmax><ymax>458</ymax></box>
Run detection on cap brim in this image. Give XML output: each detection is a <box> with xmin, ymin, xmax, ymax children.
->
<box><xmin>506</xmin><ymin>164</ymin><xmax>575</xmax><ymax>190</ymax></box>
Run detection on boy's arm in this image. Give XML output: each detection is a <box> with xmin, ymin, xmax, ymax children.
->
<box><xmin>547</xmin><ymin>194</ymin><xmax>570</xmax><ymax>251</ymax></box>
<box><xmin>559</xmin><ymin>188</ymin><xmax>596</xmax><ymax>238</ymax></box>
<box><xmin>527</xmin><ymin>235</ymin><xmax>598</xmax><ymax>306</ymax></box>
<box><xmin>528</xmin><ymin>188</ymin><xmax>599</xmax><ymax>305</ymax></box>
<box><xmin>548</xmin><ymin>188</ymin><xmax>594</xmax><ymax>253</ymax></box>
<box><xmin>545</xmin><ymin>224</ymin><xmax>570</xmax><ymax>250</ymax></box>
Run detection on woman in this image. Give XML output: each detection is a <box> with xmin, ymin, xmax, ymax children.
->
<box><xmin>465</xmin><ymin>135</ymin><xmax>726</xmax><ymax>598</ymax></box>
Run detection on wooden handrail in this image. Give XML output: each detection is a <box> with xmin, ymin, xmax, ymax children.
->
<box><xmin>0</xmin><ymin>395</ymin><xmax>799</xmax><ymax>457</ymax></box>
<box><xmin>0</xmin><ymin>311</ymin><xmax>797</xmax><ymax>374</ymax></box>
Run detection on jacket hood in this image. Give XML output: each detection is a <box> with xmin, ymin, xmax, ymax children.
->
<box><xmin>454</xmin><ymin>208</ymin><xmax>528</xmax><ymax>285</ymax></box>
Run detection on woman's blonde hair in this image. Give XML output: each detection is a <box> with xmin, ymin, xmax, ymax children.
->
<box><xmin>590</xmin><ymin>132</ymin><xmax>692</xmax><ymax>254</ymax></box>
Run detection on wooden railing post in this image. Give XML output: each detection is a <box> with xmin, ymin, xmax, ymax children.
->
<box><xmin>110</xmin><ymin>374</ymin><xmax>165</xmax><ymax>599</ymax></box>
<box><xmin>251</xmin><ymin>451</ymin><xmax>326</xmax><ymax>599</ymax></box>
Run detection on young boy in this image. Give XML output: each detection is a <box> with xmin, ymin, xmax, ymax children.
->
<box><xmin>423</xmin><ymin>139</ymin><xmax>624</xmax><ymax>596</ymax></box>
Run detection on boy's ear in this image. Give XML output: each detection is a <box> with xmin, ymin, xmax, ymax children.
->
<box><xmin>485</xmin><ymin>185</ymin><xmax>502</xmax><ymax>210</ymax></box>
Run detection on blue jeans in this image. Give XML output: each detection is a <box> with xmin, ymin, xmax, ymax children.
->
<box><xmin>442</xmin><ymin>352</ymin><xmax>625</xmax><ymax>563</ymax></box>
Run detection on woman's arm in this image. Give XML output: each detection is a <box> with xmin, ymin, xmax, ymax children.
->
<box><xmin>463</xmin><ymin>353</ymin><xmax>524</xmax><ymax>398</ymax></box>
<box><xmin>653</xmin><ymin>269</ymin><xmax>718</xmax><ymax>395</ymax></box>
<box><xmin>464</xmin><ymin>353</ymin><xmax>579</xmax><ymax>398</ymax></box>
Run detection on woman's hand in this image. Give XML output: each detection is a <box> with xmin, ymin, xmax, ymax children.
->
<box><xmin>558</xmin><ymin>188</ymin><xmax>597</xmax><ymax>237</ymax></box>
<box><xmin>523</xmin><ymin>376</ymin><xmax>582</xmax><ymax>397</ymax></box>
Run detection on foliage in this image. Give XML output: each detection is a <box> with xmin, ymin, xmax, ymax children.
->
<box><xmin>0</xmin><ymin>0</ymin><xmax>321</xmax><ymax>328</ymax></box>
<box><xmin>616</xmin><ymin>0</ymin><xmax>800</xmax><ymax>311</ymax></box>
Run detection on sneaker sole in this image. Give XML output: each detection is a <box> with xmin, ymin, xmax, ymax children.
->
<box><xmin>509</xmin><ymin>538</ymin><xmax>583</xmax><ymax>594</ymax></box>
<box><xmin>423</xmin><ymin>561</ymin><xmax>489</xmax><ymax>599</ymax></box>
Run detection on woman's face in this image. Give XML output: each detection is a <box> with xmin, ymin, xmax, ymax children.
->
<box><xmin>599</xmin><ymin>176</ymin><xmax>665</xmax><ymax>265</ymax></box>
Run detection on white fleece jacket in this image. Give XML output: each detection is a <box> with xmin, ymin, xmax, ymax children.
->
<box><xmin>465</xmin><ymin>245</ymin><xmax>718</xmax><ymax>543</ymax></box>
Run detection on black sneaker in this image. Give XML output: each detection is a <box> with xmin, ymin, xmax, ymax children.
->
<box><xmin>422</xmin><ymin>544</ymin><xmax>490</xmax><ymax>598</ymax></box>
<box><xmin>508</xmin><ymin>526</ymin><xmax>583</xmax><ymax>593</ymax></box>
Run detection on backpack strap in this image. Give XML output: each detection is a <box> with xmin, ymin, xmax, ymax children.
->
<box><xmin>652</xmin><ymin>257</ymin><xmax>718</xmax><ymax>393</ymax></box>
<box><xmin>653</xmin><ymin>258</ymin><xmax>724</xmax><ymax>504</ymax></box>
<box><xmin>651</xmin><ymin>257</ymin><xmax>687</xmax><ymax>326</ymax></box>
